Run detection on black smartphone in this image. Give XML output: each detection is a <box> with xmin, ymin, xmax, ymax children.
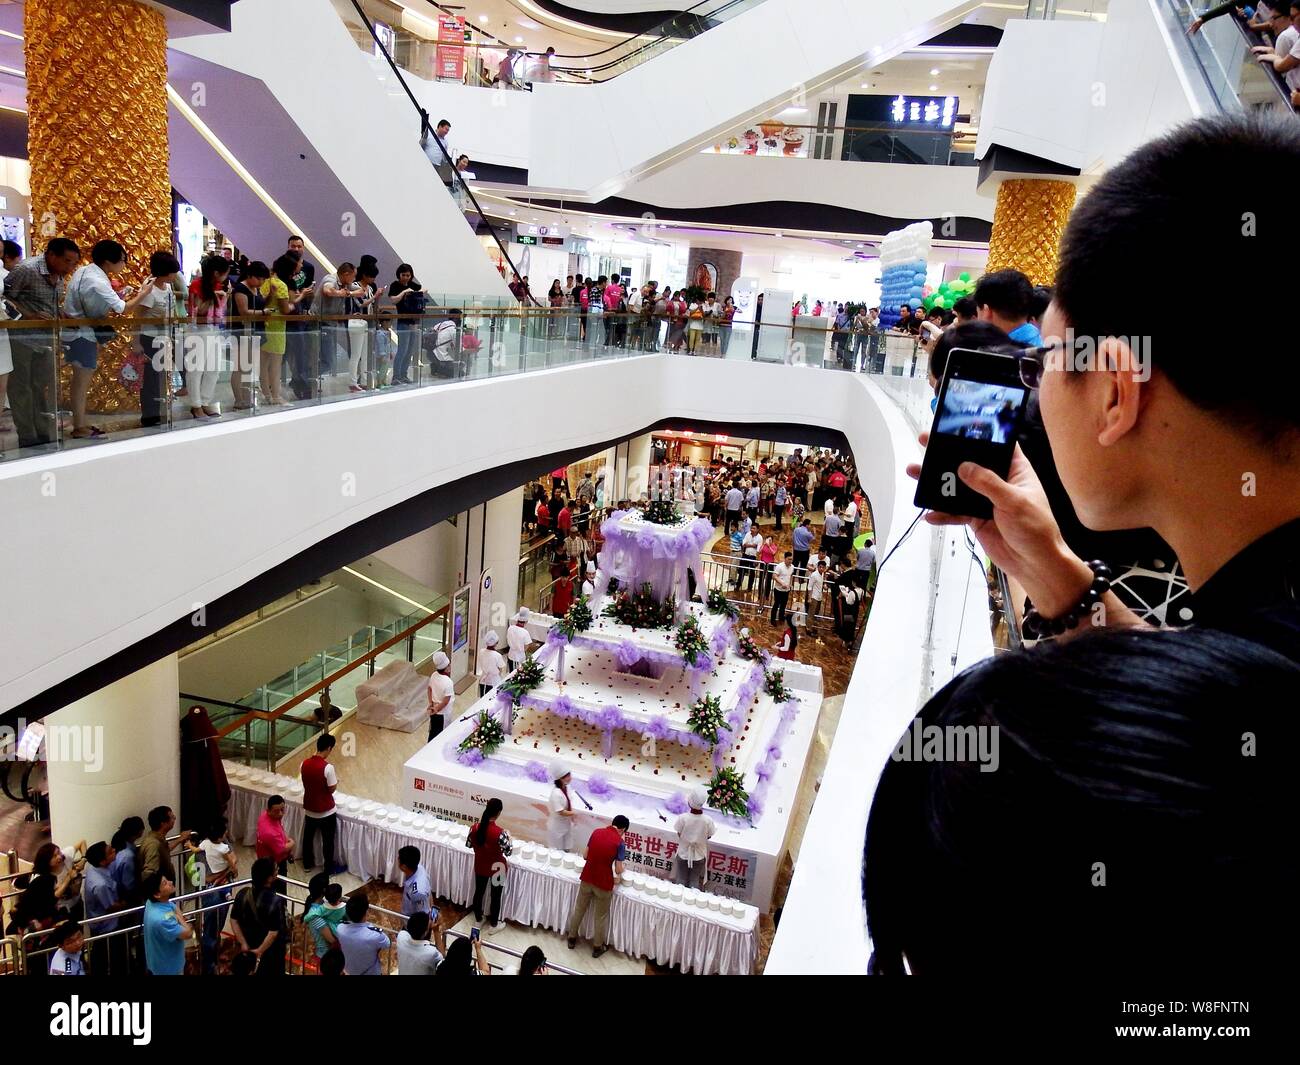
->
<box><xmin>913</xmin><ymin>347</ymin><xmax>1030</xmax><ymax>519</ymax></box>
<box><xmin>470</xmin><ymin>926</ymin><xmax>481</xmax><ymax>943</ymax></box>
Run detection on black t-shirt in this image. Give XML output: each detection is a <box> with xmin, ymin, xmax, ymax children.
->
<box><xmin>232</xmin><ymin>281</ymin><xmax>265</xmax><ymax>331</ymax></box>
<box><xmin>233</xmin><ymin>885</ymin><xmax>285</xmax><ymax>946</ymax></box>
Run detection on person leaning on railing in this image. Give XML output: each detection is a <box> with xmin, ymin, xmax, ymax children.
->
<box><xmin>1187</xmin><ymin>0</ymin><xmax>1278</xmax><ymax>36</ymax></box>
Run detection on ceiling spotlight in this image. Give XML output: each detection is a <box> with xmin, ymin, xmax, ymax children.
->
<box><xmin>930</xmin><ymin>68</ymin><xmax>940</xmax><ymax>76</ymax></box>
<box><xmin>479</xmin><ymin>14</ymin><xmax>489</xmax><ymax>23</ymax></box>
<box><xmin>515</xmin><ymin>36</ymin><xmax>525</xmax><ymax>43</ymax></box>
<box><xmin>860</xmin><ymin>83</ymin><xmax>870</xmax><ymax>89</ymax></box>
<box><xmin>929</xmin><ymin>84</ymin><xmax>938</xmax><ymax>92</ymax></box>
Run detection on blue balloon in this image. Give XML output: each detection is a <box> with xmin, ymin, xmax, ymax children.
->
<box><xmin>909</xmin><ymin>297</ymin><xmax>922</xmax><ymax>309</ymax></box>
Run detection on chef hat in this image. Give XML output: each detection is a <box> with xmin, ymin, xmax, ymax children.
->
<box><xmin>484</xmin><ymin>631</ymin><xmax>499</xmax><ymax>647</ymax></box>
<box><xmin>586</xmin><ymin>561</ymin><xmax>596</xmax><ymax>574</ymax></box>
<box><xmin>432</xmin><ymin>651</ymin><xmax>450</xmax><ymax>671</ymax></box>
<box><xmin>688</xmin><ymin>787</ymin><xmax>708</xmax><ymax>809</ymax></box>
<box><xmin>516</xmin><ymin>608</ymin><xmax>530</xmax><ymax>622</ymax></box>
<box><xmin>550</xmin><ymin>760</ymin><xmax>570</xmax><ymax>782</ymax></box>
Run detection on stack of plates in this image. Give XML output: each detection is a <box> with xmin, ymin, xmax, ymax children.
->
<box><xmin>669</xmin><ymin>886</ymin><xmax>684</xmax><ymax>902</ymax></box>
<box><xmin>630</xmin><ymin>873</ymin><xmax>646</xmax><ymax>890</ymax></box>
<box><xmin>549</xmin><ymin>851</ymin><xmax>564</xmax><ymax>867</ymax></box>
<box><xmin>533</xmin><ymin>845</ymin><xmax>549</xmax><ymax>863</ymax></box>
<box><xmin>360</xmin><ymin>801</ymin><xmax>379</xmax><ymax>817</ymax></box>
<box><xmin>344</xmin><ymin>797</ymin><xmax>362</xmax><ymax>813</ymax></box>
<box><xmin>707</xmin><ymin>896</ymin><xmax>722</xmax><ymax>911</ymax></box>
<box><xmin>720</xmin><ymin>899</ymin><xmax>737</xmax><ymax>916</ymax></box>
<box><xmin>655</xmin><ymin>880</ymin><xmax>671</xmax><ymax>899</ymax></box>
<box><xmin>231</xmin><ymin>766</ymin><xmax>250</xmax><ymax>780</ymax></box>
<box><xmin>288</xmin><ymin>781</ymin><xmax>304</xmax><ymax>796</ymax></box>
<box><xmin>562</xmin><ymin>854</ymin><xmax>580</xmax><ymax>870</ymax></box>
<box><xmin>519</xmin><ymin>842</ymin><xmax>535</xmax><ymax>861</ymax></box>
<box><xmin>412</xmin><ymin>815</ymin><xmax>428</xmax><ymax>831</ymax></box>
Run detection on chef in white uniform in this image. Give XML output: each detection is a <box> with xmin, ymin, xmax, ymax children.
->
<box><xmin>476</xmin><ymin>631</ymin><xmax>505</xmax><ymax>698</ymax></box>
<box><xmin>581</xmin><ymin>560</ymin><xmax>597</xmax><ymax>600</ymax></box>
<box><xmin>506</xmin><ymin>608</ymin><xmax>532</xmax><ymax>673</ymax></box>
<box><xmin>547</xmin><ymin>762</ymin><xmax>577</xmax><ymax>852</ymax></box>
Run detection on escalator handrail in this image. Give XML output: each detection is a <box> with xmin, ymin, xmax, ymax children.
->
<box><xmin>348</xmin><ymin>0</ymin><xmax>529</xmax><ymax>297</ymax></box>
<box><xmin>547</xmin><ymin>0</ymin><xmax>753</xmax><ymax>73</ymax></box>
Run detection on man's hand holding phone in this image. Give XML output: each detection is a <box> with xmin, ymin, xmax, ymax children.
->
<box><xmin>908</xmin><ymin>432</ymin><xmax>1095</xmax><ymax>619</ymax></box>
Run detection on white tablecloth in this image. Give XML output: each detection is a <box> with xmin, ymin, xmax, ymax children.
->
<box><xmin>225</xmin><ymin>772</ymin><xmax>758</xmax><ymax>975</ymax></box>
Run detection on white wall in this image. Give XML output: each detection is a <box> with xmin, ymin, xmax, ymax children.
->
<box><xmin>623</xmin><ymin>153</ymin><xmax>993</xmax><ymax>222</ymax></box>
<box><xmin>172</xmin><ymin>0</ymin><xmax>511</xmax><ymax>299</ymax></box>
<box><xmin>976</xmin><ymin>4</ymin><xmax>1202</xmax><ymax>177</ymax></box>
<box><xmin>526</xmin><ymin>0</ymin><xmax>983</xmax><ymax>196</ymax></box>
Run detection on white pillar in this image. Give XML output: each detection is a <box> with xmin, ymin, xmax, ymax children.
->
<box><xmin>626</xmin><ymin>432</ymin><xmax>653</xmax><ymax>502</ymax></box>
<box><xmin>47</xmin><ymin>655</ymin><xmax>180</xmax><ymax>847</ymax></box>
<box><xmin>481</xmin><ymin>486</ymin><xmax>524</xmax><ymax>637</ymax></box>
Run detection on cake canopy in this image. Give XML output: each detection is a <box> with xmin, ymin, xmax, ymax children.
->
<box><xmin>596</xmin><ymin>508</ymin><xmax>714</xmax><ymax>604</ymax></box>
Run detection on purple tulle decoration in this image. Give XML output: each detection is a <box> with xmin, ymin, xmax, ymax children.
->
<box><xmin>726</xmin><ymin>710</ymin><xmax>745</xmax><ymax>730</ymax></box>
<box><xmin>766</xmin><ymin>744</ymin><xmax>782</xmax><ymax>761</ymax></box>
<box><xmin>636</xmin><ymin>530</ymin><xmax>657</xmax><ymax>550</ymax></box>
<box><xmin>755</xmin><ymin>761</ymin><xmax>776</xmax><ymax>782</ymax></box>
<box><xmin>598</xmin><ymin>704</ymin><xmax>625</xmax><ymax>732</ymax></box>
<box><xmin>664</xmin><ymin>792</ymin><xmax>690</xmax><ymax>815</ymax></box>
<box><xmin>745</xmin><ymin>795</ymin><xmax>764</xmax><ymax>819</ymax></box>
<box><xmin>710</xmin><ymin>633</ymin><xmax>729</xmax><ymax>659</ymax></box>
<box><xmin>546</xmin><ymin>626</ymin><xmax>570</xmax><ymax>647</ymax></box>
<box><xmin>457</xmin><ymin>747</ymin><xmax>485</xmax><ymax>767</ymax></box>
<box><xmin>579</xmin><ymin>706</ymin><xmax>602</xmax><ymax>728</ymax></box>
<box><xmin>615</xmin><ymin>640</ymin><xmax>642</xmax><ymax>669</ymax></box>
<box><xmin>585</xmin><ymin>774</ymin><xmax>614</xmax><ymax>798</ymax></box>
<box><xmin>715</xmin><ymin>726</ymin><xmax>733</xmax><ymax>750</ymax></box>
<box><xmin>711</xmin><ymin>745</ymin><xmax>727</xmax><ymax>769</ymax></box>
<box><xmin>688</xmin><ymin>652</ymin><xmax>713</xmax><ymax>673</ymax></box>
<box><xmin>551</xmin><ymin>694</ymin><xmax>576</xmax><ymax>719</ymax></box>
<box><xmin>645</xmin><ymin>715</ymin><xmax>671</xmax><ymax>740</ymax></box>
<box><xmin>524</xmin><ymin>760</ymin><xmax>550</xmax><ymax>783</ymax></box>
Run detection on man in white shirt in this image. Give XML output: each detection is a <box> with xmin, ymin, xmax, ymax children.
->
<box><xmin>426</xmin><ymin>651</ymin><xmax>454</xmax><ymax>742</ymax></box>
<box><xmin>738</xmin><ymin>527</ymin><xmax>763</xmax><ymax>595</ymax></box>
<box><xmin>396</xmin><ymin>911</ymin><xmax>444</xmax><ymax>975</ymax></box>
<box><xmin>844</xmin><ymin>497</ymin><xmax>859</xmax><ymax>538</ymax></box>
<box><xmin>1255</xmin><ymin>3</ymin><xmax>1300</xmax><ymax>92</ymax></box>
<box><xmin>807</xmin><ymin>561</ymin><xmax>826</xmax><ymax>638</ymax></box>
<box><xmin>673</xmin><ymin>787</ymin><xmax>716</xmax><ymax>891</ymax></box>
<box><xmin>770</xmin><ymin>552</ymin><xmax>795</xmax><ymax>623</ymax></box>
<box><xmin>581</xmin><ymin>560</ymin><xmax>597</xmax><ymax>600</ymax></box>
<box><xmin>724</xmin><ymin>484</ymin><xmax>744</xmax><ymax>535</ymax></box>
<box><xmin>477</xmin><ymin>631</ymin><xmax>505</xmax><ymax>698</ymax></box>
<box><xmin>506</xmin><ymin>609</ymin><xmax>533</xmax><ymax>672</ymax></box>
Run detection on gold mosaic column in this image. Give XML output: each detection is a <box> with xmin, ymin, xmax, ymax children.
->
<box><xmin>25</xmin><ymin>0</ymin><xmax>173</xmax><ymax>416</ymax></box>
<box><xmin>983</xmin><ymin>179</ymin><xmax>1076</xmax><ymax>288</ymax></box>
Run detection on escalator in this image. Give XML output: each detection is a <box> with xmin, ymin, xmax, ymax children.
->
<box><xmin>1156</xmin><ymin>0</ymin><xmax>1296</xmax><ymax>116</ymax></box>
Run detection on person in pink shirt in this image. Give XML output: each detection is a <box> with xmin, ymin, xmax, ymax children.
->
<box><xmin>255</xmin><ymin>795</ymin><xmax>295</xmax><ymax>876</ymax></box>
<box><xmin>758</xmin><ymin>536</ymin><xmax>778</xmax><ymax>603</ymax></box>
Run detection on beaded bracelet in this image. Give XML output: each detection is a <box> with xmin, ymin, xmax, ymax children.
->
<box><xmin>1021</xmin><ymin>560</ymin><xmax>1112</xmax><ymax>641</ymax></box>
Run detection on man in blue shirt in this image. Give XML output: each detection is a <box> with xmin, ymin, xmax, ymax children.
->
<box><xmin>724</xmin><ymin>484</ymin><xmax>744</xmax><ymax>535</ymax></box>
<box><xmin>744</xmin><ymin>482</ymin><xmax>760</xmax><ymax>523</ymax></box>
<box><xmin>823</xmin><ymin>508</ymin><xmax>843</xmax><ymax>559</ymax></box>
<box><xmin>973</xmin><ymin>268</ymin><xmax>1043</xmax><ymax>347</ymax></box>
<box><xmin>83</xmin><ymin>840</ymin><xmax>125</xmax><ymax>975</ymax></box>
<box><xmin>855</xmin><ymin>538</ymin><xmax>877</xmax><ymax>591</ymax></box>
<box><xmin>398</xmin><ymin>845</ymin><xmax>438</xmax><ymax>924</ymax></box>
<box><xmin>142</xmin><ymin>872</ymin><xmax>192</xmax><ymax>975</ymax></box>
<box><xmin>336</xmin><ymin>892</ymin><xmax>391</xmax><ymax>975</ymax></box>
<box><xmin>110</xmin><ymin>817</ymin><xmax>143</xmax><ymax>905</ymax></box>
<box><xmin>792</xmin><ymin>518</ymin><xmax>815</xmax><ymax>576</ymax></box>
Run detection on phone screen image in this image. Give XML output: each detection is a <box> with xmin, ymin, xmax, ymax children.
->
<box><xmin>470</xmin><ymin>926</ymin><xmax>480</xmax><ymax>942</ymax></box>
<box><xmin>913</xmin><ymin>349</ymin><xmax>1029</xmax><ymax>519</ymax></box>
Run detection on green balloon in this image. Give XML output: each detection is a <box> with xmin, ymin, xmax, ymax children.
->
<box><xmin>959</xmin><ymin>272</ymin><xmax>971</xmax><ymax>282</ymax></box>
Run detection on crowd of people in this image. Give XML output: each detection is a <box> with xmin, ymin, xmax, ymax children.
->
<box><xmin>0</xmin><ymin>234</ymin><xmax>473</xmax><ymax>449</ymax></box>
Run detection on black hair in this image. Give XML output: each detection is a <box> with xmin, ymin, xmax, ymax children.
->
<box><xmin>2</xmin><ymin>239</ymin><xmax>22</xmax><ymax>259</ymax></box>
<box><xmin>398</xmin><ymin>845</ymin><xmax>421</xmax><ymax>870</ymax></box>
<box><xmin>316</xmin><ymin>734</ymin><xmax>336</xmax><ymax>753</ymax></box>
<box><xmin>1055</xmin><ymin>111</ymin><xmax>1300</xmax><ymax>442</ymax></box>
<box><xmin>147</xmin><ymin>805</ymin><xmax>172</xmax><ymax>831</ymax></box>
<box><xmin>305</xmin><ymin>872</ymin><xmax>331</xmax><ymax>907</ymax></box>
<box><xmin>928</xmin><ymin>321</ymin><xmax>1025</xmax><ymax>384</ymax></box>
<box><xmin>243</xmin><ymin>259</ymin><xmax>270</xmax><ymax>281</ymax></box>
<box><xmin>437</xmin><ymin>119</ymin><xmax>450</xmax><ymax>129</ymax></box>
<box><xmin>396</xmin><ymin>263</ymin><xmax>414</xmax><ymax>278</ymax></box>
<box><xmin>519</xmin><ymin>944</ymin><xmax>547</xmax><ymax>974</ymax></box>
<box><xmin>90</xmin><ymin>239</ymin><xmax>126</xmax><ymax>268</ymax></box>
<box><xmin>85</xmin><ymin>841</ymin><xmax>110</xmax><ymax>868</ymax></box>
<box><xmin>437</xmin><ymin>937</ymin><xmax>474</xmax><ymax>974</ymax></box>
<box><xmin>56</xmin><ymin>919</ymin><xmax>83</xmax><ymax>945</ymax></box>
<box><xmin>287</xmin><ymin>235</ymin><xmax>305</xmax><ymax>245</ymax></box>
<box><xmin>863</xmin><ymin>625</ymin><xmax>1289</xmax><ymax>975</ymax></box>
<box><xmin>407</xmin><ymin>911</ymin><xmax>431</xmax><ymax>940</ymax></box>
<box><xmin>320</xmin><ymin>949</ymin><xmax>345</xmax><ymax>976</ymax></box>
<box><xmin>266</xmin><ymin>794</ymin><xmax>284</xmax><ymax>809</ymax></box>
<box><xmin>475</xmin><ymin>798</ymin><xmax>503</xmax><ymax>846</ymax></box>
<box><xmin>973</xmin><ymin>268</ymin><xmax>1033</xmax><ymax>320</ymax></box>
<box><xmin>205</xmin><ymin>818</ymin><xmax>227</xmax><ymax>843</ymax></box>
<box><xmin>271</xmin><ymin>254</ymin><xmax>298</xmax><ymax>285</ymax></box>
<box><xmin>149</xmin><ymin>251</ymin><xmax>181</xmax><ymax>277</ymax></box>
<box><xmin>1029</xmin><ymin>284</ymin><xmax>1052</xmax><ymax>322</ymax></box>
<box><xmin>345</xmin><ymin>891</ymin><xmax>370</xmax><ymax>922</ymax></box>
<box><xmin>142</xmin><ymin>872</ymin><xmax>169</xmax><ymax>900</ymax></box>
<box><xmin>613</xmin><ymin>815</ymin><xmax>630</xmax><ymax>831</ymax></box>
<box><xmin>198</xmin><ymin>254</ymin><xmax>230</xmax><ymax>300</ymax></box>
<box><xmin>250</xmin><ymin>857</ymin><xmax>276</xmax><ymax>887</ymax></box>
<box><xmin>46</xmin><ymin>237</ymin><xmax>80</xmax><ymax>258</ymax></box>
<box><xmin>326</xmin><ymin>883</ymin><xmax>343</xmax><ymax>904</ymax></box>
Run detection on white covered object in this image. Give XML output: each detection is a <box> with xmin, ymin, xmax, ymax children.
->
<box><xmin>355</xmin><ymin>661</ymin><xmax>427</xmax><ymax>732</ymax></box>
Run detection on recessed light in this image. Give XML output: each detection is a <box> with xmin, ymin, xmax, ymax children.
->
<box><xmin>860</xmin><ymin>83</ymin><xmax>870</xmax><ymax>89</ymax></box>
<box><xmin>930</xmin><ymin>68</ymin><xmax>940</xmax><ymax>76</ymax></box>
<box><xmin>929</xmin><ymin>84</ymin><xmax>938</xmax><ymax>92</ymax></box>
<box><xmin>479</xmin><ymin>14</ymin><xmax>489</xmax><ymax>23</ymax></box>
<box><xmin>515</xmin><ymin>36</ymin><xmax>524</xmax><ymax>43</ymax></box>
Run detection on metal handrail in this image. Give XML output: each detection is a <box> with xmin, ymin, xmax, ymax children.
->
<box><xmin>347</xmin><ymin>0</ymin><xmax>528</xmax><ymax>294</ymax></box>
<box><xmin>210</xmin><ymin>602</ymin><xmax>449</xmax><ymax>740</ymax></box>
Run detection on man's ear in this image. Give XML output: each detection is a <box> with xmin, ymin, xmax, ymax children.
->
<box><xmin>1096</xmin><ymin>336</ymin><xmax>1143</xmax><ymax>447</ymax></box>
